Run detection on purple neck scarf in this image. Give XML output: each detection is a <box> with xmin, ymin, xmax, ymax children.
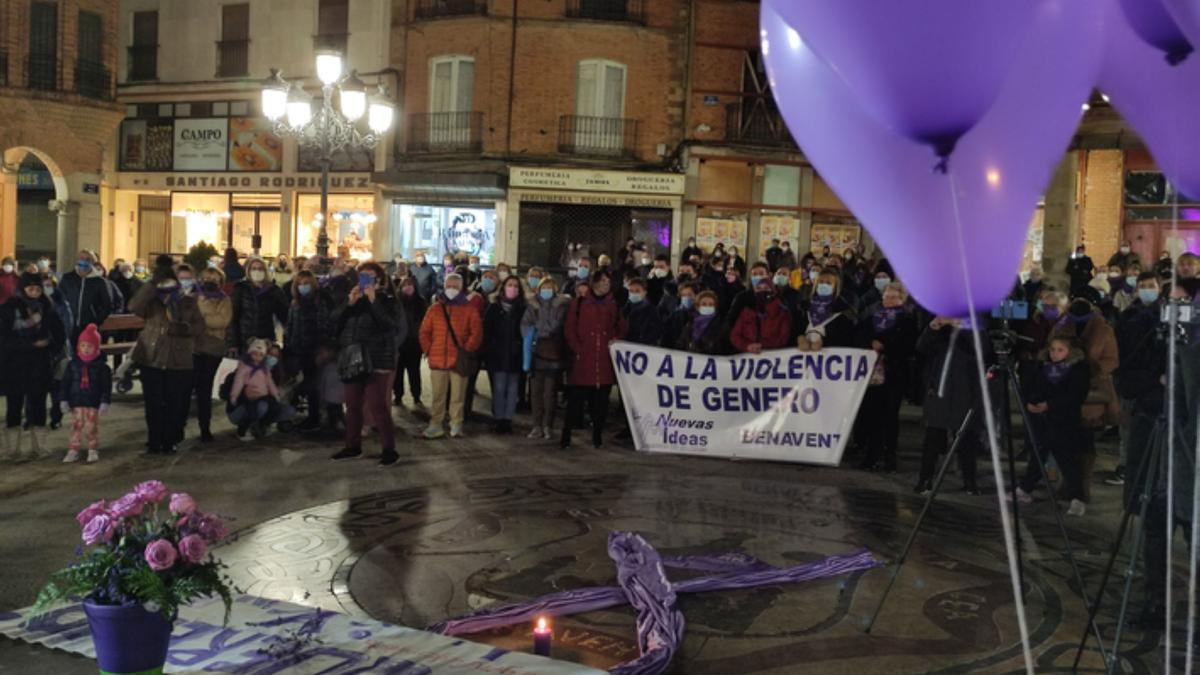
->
<box><xmin>199</xmin><ymin>287</ymin><xmax>226</xmax><ymax>301</ymax></box>
<box><xmin>691</xmin><ymin>314</ymin><xmax>716</xmax><ymax>343</ymax></box>
<box><xmin>438</xmin><ymin>290</ymin><xmax>468</xmax><ymax>306</ymax></box>
<box><xmin>872</xmin><ymin>306</ymin><xmax>904</xmax><ymax>333</ymax></box>
<box><xmin>1044</xmin><ymin>360</ymin><xmax>1071</xmax><ymax>385</ymax></box>
<box><xmin>809</xmin><ymin>295</ymin><xmax>835</xmax><ymax>325</ymax></box>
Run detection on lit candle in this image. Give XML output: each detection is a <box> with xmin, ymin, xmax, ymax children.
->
<box><xmin>533</xmin><ymin>617</ymin><xmax>552</xmax><ymax>657</ymax></box>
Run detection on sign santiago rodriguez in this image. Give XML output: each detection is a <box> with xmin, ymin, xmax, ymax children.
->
<box><xmin>609</xmin><ymin>342</ymin><xmax>876</xmax><ymax>466</ymax></box>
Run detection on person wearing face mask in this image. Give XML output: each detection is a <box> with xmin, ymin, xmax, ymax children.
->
<box><xmin>716</xmin><ymin>266</ymin><xmax>744</xmax><ymax>315</ymax></box>
<box><xmin>681</xmin><ymin>237</ymin><xmax>703</xmax><ymax>267</ymax></box>
<box><xmin>394</xmin><ymin>277</ymin><xmax>428</xmax><ymax>409</ymax></box>
<box><xmin>130</xmin><ymin>258</ymin><xmax>149</xmax><ymax>282</ymax></box>
<box><xmin>777</xmin><ymin>240</ymin><xmax>797</xmax><ymax>270</ymax></box>
<box><xmin>111</xmin><ymin>262</ymin><xmax>143</xmax><ymax>308</ymax></box>
<box><xmin>1066</xmin><ymin>244</ymin><xmax>1094</xmax><ymax>296</ymax></box>
<box><xmin>726</xmin><ymin>262</ymin><xmax>770</xmax><ymax>327</ymax></box>
<box><xmin>473</xmin><ymin>270</ymin><xmax>500</xmax><ymax>299</ymax></box>
<box><xmin>1108</xmin><ymin>240</ymin><xmax>1141</xmax><ymax>270</ymax></box>
<box><xmin>772</xmin><ymin>266</ymin><xmax>803</xmax><ymax>339</ymax></box>
<box><xmin>730</xmin><ymin>276</ymin><xmax>791</xmax><ymax>354</ymax></box>
<box><xmin>662</xmin><ymin>282</ymin><xmax>699</xmax><ymax>349</ymax></box>
<box><xmin>418</xmin><ymin>272</ymin><xmax>484</xmax><ymax>440</ymax></box>
<box><xmin>36</xmin><ymin>256</ymin><xmax>52</xmax><ymax>275</ymax></box>
<box><xmin>129</xmin><ymin>263</ymin><xmax>204</xmax><ymax>454</ymax></box>
<box><xmin>1</xmin><ymin>272</ymin><xmax>66</xmax><ymax>455</ymax></box>
<box><xmin>857</xmin><ymin>267</ymin><xmax>895</xmax><ymax>316</ymax></box>
<box><xmin>329</xmin><ymin>263</ymin><xmax>403</xmax><ymax>465</ymax></box>
<box><xmin>1081</xmin><ymin>274</ymin><xmax>1115</xmax><ymax>322</ymax></box>
<box><xmin>284</xmin><ymin>269</ymin><xmax>332</xmax><ymax>431</ymax></box>
<box><xmin>634</xmin><ymin>254</ymin><xmax>669</xmax><ymax>308</ymax></box>
<box><xmin>226</xmin><ymin>338</ymin><xmax>285</xmax><ymax>441</ymax></box>
<box><xmin>676</xmin><ymin>290</ymin><xmax>728</xmax><ymax>355</ymax></box>
<box><xmin>1022</xmin><ymin>266</ymin><xmax>1045</xmax><ymax>305</ymax></box>
<box><xmin>726</xmin><ymin>246</ymin><xmax>747</xmax><ymax>279</ymax></box>
<box><xmin>524</xmin><ymin>266</ymin><xmax>546</xmax><ymax>301</ymax></box>
<box><xmin>58</xmin><ymin>250</ymin><xmax>114</xmax><ymax>342</ymax></box>
<box><xmin>622</xmin><ymin>278</ymin><xmax>664</xmax><ymax>347</ymax></box>
<box><xmin>0</xmin><ymin>256</ymin><xmax>18</xmax><ymax>305</ymax></box>
<box><xmin>1155</xmin><ymin>249</ymin><xmax>1174</xmax><ymax>281</ymax></box>
<box><xmin>389</xmin><ymin>253</ymin><xmax>406</xmax><ymax>279</ymax></box>
<box><xmin>438</xmin><ymin>254</ymin><xmax>457</xmax><ymax>288</ymax></box>
<box><xmin>192</xmin><ymin>267</ymin><xmax>232</xmax><ymax>442</ymax></box>
<box><xmin>1111</xmin><ymin>272</ymin><xmax>1164</xmax><ymax>489</ymax></box>
<box><xmin>483</xmin><ymin>276</ymin><xmax>528</xmax><ymax>434</ymax></box>
<box><xmin>467</xmin><ymin>256</ymin><xmax>482</xmax><ymax>283</ymax></box>
<box><xmin>272</xmin><ymin>255</ymin><xmax>294</xmax><ymax>287</ymax></box>
<box><xmin>854</xmin><ymin>283</ymin><xmax>918</xmax><ymax>472</ymax></box>
<box><xmin>229</xmin><ymin>258</ymin><xmax>289</xmax><ymax>356</ymax></box>
<box><xmin>1111</xmin><ymin>264</ymin><xmax>1141</xmax><ymax>314</ymax></box>
<box><xmin>561</xmin><ymin>269</ymin><xmax>627</xmax><ymax>449</ymax></box>
<box><xmin>563</xmin><ymin>257</ymin><xmax>593</xmax><ymax>298</ymax></box>
<box><xmin>409</xmin><ymin>250</ymin><xmax>439</xmax><ymax>301</ymax></box>
<box><xmin>797</xmin><ymin>269</ymin><xmax>858</xmax><ymax>351</ymax></box>
<box><xmin>522</xmin><ymin>277</ymin><xmax>569</xmax><ymax>440</ymax></box>
<box><xmin>1021</xmin><ymin>289</ymin><xmax>1066</xmax><ymax>368</ymax></box>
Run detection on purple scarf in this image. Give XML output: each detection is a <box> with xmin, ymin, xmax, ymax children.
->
<box><xmin>241</xmin><ymin>354</ymin><xmax>268</xmax><ymax>376</ymax></box>
<box><xmin>691</xmin><ymin>314</ymin><xmax>716</xmax><ymax>343</ymax></box>
<box><xmin>1044</xmin><ymin>360</ymin><xmax>1071</xmax><ymax>385</ymax></box>
<box><xmin>872</xmin><ymin>306</ymin><xmax>904</xmax><ymax>333</ymax></box>
<box><xmin>199</xmin><ymin>287</ymin><xmax>226</xmax><ymax>301</ymax></box>
<box><xmin>438</xmin><ymin>290</ymin><xmax>468</xmax><ymax>306</ymax></box>
<box><xmin>809</xmin><ymin>295</ymin><xmax>835</xmax><ymax>325</ymax></box>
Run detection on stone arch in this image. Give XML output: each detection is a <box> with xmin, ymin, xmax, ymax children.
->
<box><xmin>1</xmin><ymin>146</ymin><xmax>71</xmax><ymax>262</ymax></box>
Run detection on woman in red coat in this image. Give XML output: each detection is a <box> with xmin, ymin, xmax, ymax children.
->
<box><xmin>561</xmin><ymin>269</ymin><xmax>627</xmax><ymax>449</ymax></box>
<box><xmin>730</xmin><ymin>277</ymin><xmax>792</xmax><ymax>353</ymax></box>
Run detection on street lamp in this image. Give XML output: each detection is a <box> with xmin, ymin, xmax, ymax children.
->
<box><xmin>260</xmin><ymin>51</ymin><xmax>396</xmax><ymax>261</ymax></box>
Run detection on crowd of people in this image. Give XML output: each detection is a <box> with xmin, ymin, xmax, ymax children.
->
<box><xmin>0</xmin><ymin>239</ymin><xmax>1183</xmax><ymax>516</ymax></box>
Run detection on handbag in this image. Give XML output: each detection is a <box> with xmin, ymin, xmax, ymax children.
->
<box><xmin>441</xmin><ymin>304</ymin><xmax>480</xmax><ymax>378</ymax></box>
<box><xmin>337</xmin><ymin>343</ymin><xmax>372</xmax><ymax>383</ymax></box>
<box><xmin>869</xmin><ymin>355</ymin><xmax>887</xmax><ymax>386</ymax></box>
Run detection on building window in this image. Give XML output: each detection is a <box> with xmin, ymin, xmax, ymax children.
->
<box><xmin>429</xmin><ymin>55</ymin><xmax>474</xmax><ymax>114</ymax></box>
<box><xmin>76</xmin><ymin>11</ymin><xmax>109</xmax><ymax>99</ymax></box>
<box><xmin>27</xmin><ymin>1</ymin><xmax>58</xmax><ymax>90</ymax></box>
<box><xmin>414</xmin><ymin>0</ymin><xmax>488</xmax><ymax>20</ymax></box>
<box><xmin>315</xmin><ymin>0</ymin><xmax>348</xmax><ymax>53</ymax></box>
<box><xmin>410</xmin><ymin>55</ymin><xmax>479</xmax><ymax>152</ymax></box>
<box><xmin>566</xmin><ymin>0</ymin><xmax>644</xmax><ymax>24</ymax></box>
<box><xmin>216</xmin><ymin>3</ymin><xmax>250</xmax><ymax>78</ymax></box>
<box><xmin>560</xmin><ymin>59</ymin><xmax>634</xmax><ymax>157</ymax></box>
<box><xmin>128</xmin><ymin>10</ymin><xmax>158</xmax><ymax>81</ymax></box>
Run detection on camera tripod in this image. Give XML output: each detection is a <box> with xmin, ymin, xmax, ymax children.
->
<box><xmin>864</xmin><ymin>334</ymin><xmax>1107</xmax><ymax>664</ymax></box>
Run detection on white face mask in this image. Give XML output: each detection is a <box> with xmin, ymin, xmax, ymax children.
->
<box><xmin>250</xmin><ymin>270</ymin><xmax>266</xmax><ymax>283</ymax></box>
<box><xmin>444</xmin><ymin>288</ymin><xmax>461</xmax><ymax>300</ymax></box>
<box><xmin>1</xmin><ymin>264</ymin><xmax>12</xmax><ymax>274</ymax></box>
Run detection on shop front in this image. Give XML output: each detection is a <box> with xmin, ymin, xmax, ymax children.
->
<box><xmin>506</xmin><ymin>166</ymin><xmax>684</xmax><ymax>272</ymax></box>
<box><xmin>114</xmin><ymin>172</ymin><xmax>377</xmax><ymax>262</ymax></box>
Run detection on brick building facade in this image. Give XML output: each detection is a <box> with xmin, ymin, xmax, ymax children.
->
<box><xmin>0</xmin><ymin>0</ymin><xmax>123</xmax><ymax>269</ymax></box>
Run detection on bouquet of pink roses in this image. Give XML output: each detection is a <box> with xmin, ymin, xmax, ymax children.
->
<box><xmin>32</xmin><ymin>480</ymin><xmax>234</xmax><ymax>623</ymax></box>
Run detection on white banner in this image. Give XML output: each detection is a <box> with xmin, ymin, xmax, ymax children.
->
<box><xmin>609</xmin><ymin>342</ymin><xmax>877</xmax><ymax>466</ymax></box>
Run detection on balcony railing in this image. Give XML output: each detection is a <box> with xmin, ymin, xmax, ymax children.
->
<box><xmin>558</xmin><ymin>115</ymin><xmax>639</xmax><ymax>158</ymax></box>
<box><xmin>127</xmin><ymin>44</ymin><xmax>157</xmax><ymax>81</ymax></box>
<box><xmin>566</xmin><ymin>0</ymin><xmax>644</xmax><ymax>24</ymax></box>
<box><xmin>26</xmin><ymin>52</ymin><xmax>59</xmax><ymax>90</ymax></box>
<box><xmin>216</xmin><ymin>39</ymin><xmax>249</xmax><ymax>78</ymax></box>
<box><xmin>725</xmin><ymin>102</ymin><xmax>795</xmax><ymax>147</ymax></box>
<box><xmin>75</xmin><ymin>60</ymin><xmax>112</xmax><ymax>100</ymax></box>
<box><xmin>406</xmin><ymin>111</ymin><xmax>484</xmax><ymax>154</ymax></box>
<box><xmin>313</xmin><ymin>32</ymin><xmax>348</xmax><ymax>54</ymax></box>
<box><xmin>414</xmin><ymin>0</ymin><xmax>487</xmax><ymax>19</ymax></box>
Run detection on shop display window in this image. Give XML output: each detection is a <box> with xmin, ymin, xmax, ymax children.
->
<box><xmin>295</xmin><ymin>193</ymin><xmax>377</xmax><ymax>260</ymax></box>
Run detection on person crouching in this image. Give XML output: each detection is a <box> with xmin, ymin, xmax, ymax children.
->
<box><xmin>60</xmin><ymin>323</ymin><xmax>111</xmax><ymax>463</ymax></box>
<box><xmin>228</xmin><ymin>338</ymin><xmax>282</xmax><ymax>440</ymax></box>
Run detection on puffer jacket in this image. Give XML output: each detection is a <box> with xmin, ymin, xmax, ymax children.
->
<box><xmin>730</xmin><ymin>296</ymin><xmax>791</xmax><ymax>352</ymax></box>
<box><xmin>195</xmin><ymin>294</ymin><xmax>233</xmax><ymax>357</ymax></box>
<box><xmin>285</xmin><ymin>292</ymin><xmax>333</xmax><ymax>355</ymax></box>
<box><xmin>420</xmin><ymin>297</ymin><xmax>483</xmax><ymax>370</ymax></box>
<box><xmin>129</xmin><ymin>285</ymin><xmax>205</xmax><ymax>370</ymax></box>
<box><xmin>564</xmin><ymin>293</ymin><xmax>627</xmax><ymax>387</ymax></box>
<box><xmin>229</xmin><ymin>280</ymin><xmax>288</xmax><ymax>352</ymax></box>
<box><xmin>334</xmin><ymin>293</ymin><xmax>400</xmax><ymax>372</ymax></box>
<box><xmin>60</xmin><ymin>358</ymin><xmax>112</xmax><ymax>408</ymax></box>
<box><xmin>59</xmin><ymin>271</ymin><xmax>113</xmax><ymax>337</ymax></box>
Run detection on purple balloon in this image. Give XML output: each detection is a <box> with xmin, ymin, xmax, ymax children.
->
<box><xmin>772</xmin><ymin>0</ymin><xmax>1040</xmax><ymax>158</ymax></box>
<box><xmin>1118</xmin><ymin>0</ymin><xmax>1194</xmax><ymax>64</ymax></box>
<box><xmin>761</xmin><ymin>0</ymin><xmax>1106</xmax><ymax>316</ymax></box>
<box><xmin>1100</xmin><ymin>2</ymin><xmax>1200</xmax><ymax>197</ymax></box>
<box><xmin>1163</xmin><ymin>0</ymin><xmax>1200</xmax><ymax>51</ymax></box>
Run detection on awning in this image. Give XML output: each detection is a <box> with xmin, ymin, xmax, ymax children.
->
<box><xmin>373</xmin><ymin>168</ymin><xmax>507</xmax><ymax>203</ymax></box>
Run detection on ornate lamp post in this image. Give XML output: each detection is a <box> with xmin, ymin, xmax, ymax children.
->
<box><xmin>260</xmin><ymin>50</ymin><xmax>395</xmax><ymax>261</ymax></box>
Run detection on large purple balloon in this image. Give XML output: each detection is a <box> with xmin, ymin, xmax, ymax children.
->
<box><xmin>772</xmin><ymin>1</ymin><xmax>1040</xmax><ymax>158</ymax></box>
<box><xmin>1118</xmin><ymin>0</ymin><xmax>1194</xmax><ymax>64</ymax></box>
<box><xmin>761</xmin><ymin>0</ymin><xmax>1106</xmax><ymax>316</ymax></box>
<box><xmin>1100</xmin><ymin>3</ymin><xmax>1200</xmax><ymax>197</ymax></box>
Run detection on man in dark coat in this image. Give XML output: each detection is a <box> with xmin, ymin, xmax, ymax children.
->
<box><xmin>58</xmin><ymin>250</ymin><xmax>113</xmax><ymax>341</ymax></box>
<box><xmin>410</xmin><ymin>251</ymin><xmax>439</xmax><ymax>301</ymax></box>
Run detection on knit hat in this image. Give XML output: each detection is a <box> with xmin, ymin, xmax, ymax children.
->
<box><xmin>18</xmin><ymin>272</ymin><xmax>42</xmax><ymax>290</ymax></box>
<box><xmin>77</xmin><ymin>323</ymin><xmax>101</xmax><ymax>363</ymax></box>
<box><xmin>1088</xmin><ymin>276</ymin><xmax>1111</xmax><ymax>294</ymax></box>
<box><xmin>246</xmin><ymin>339</ymin><xmax>268</xmax><ymax>356</ymax></box>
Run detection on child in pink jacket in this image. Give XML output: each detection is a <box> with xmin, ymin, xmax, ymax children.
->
<box><xmin>227</xmin><ymin>339</ymin><xmax>281</xmax><ymax>440</ymax></box>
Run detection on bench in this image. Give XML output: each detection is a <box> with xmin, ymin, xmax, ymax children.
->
<box><xmin>98</xmin><ymin>314</ymin><xmax>144</xmax><ymax>356</ymax></box>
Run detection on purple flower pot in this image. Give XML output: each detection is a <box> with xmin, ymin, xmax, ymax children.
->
<box><xmin>83</xmin><ymin>599</ymin><xmax>173</xmax><ymax>675</ymax></box>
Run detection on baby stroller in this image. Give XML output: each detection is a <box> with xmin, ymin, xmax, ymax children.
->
<box><xmin>113</xmin><ymin>344</ymin><xmax>139</xmax><ymax>394</ymax></box>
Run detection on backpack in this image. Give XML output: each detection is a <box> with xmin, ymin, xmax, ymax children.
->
<box><xmin>218</xmin><ymin>370</ymin><xmax>237</xmax><ymax>402</ymax></box>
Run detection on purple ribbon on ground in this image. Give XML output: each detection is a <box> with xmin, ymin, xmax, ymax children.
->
<box><xmin>428</xmin><ymin>532</ymin><xmax>880</xmax><ymax>675</ymax></box>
